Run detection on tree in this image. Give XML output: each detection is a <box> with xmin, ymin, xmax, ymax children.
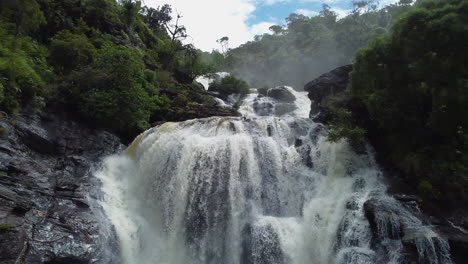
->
<box><xmin>269</xmin><ymin>25</ymin><xmax>283</xmax><ymax>35</ymax></box>
<box><xmin>65</xmin><ymin>44</ymin><xmax>156</xmax><ymax>134</ymax></box>
<box><xmin>82</xmin><ymin>0</ymin><xmax>121</xmax><ymax>31</ymax></box>
<box><xmin>141</xmin><ymin>4</ymin><xmax>172</xmax><ymax>32</ymax></box>
<box><xmin>349</xmin><ymin>0</ymin><xmax>468</xmax><ymax>206</ymax></box>
<box><xmin>0</xmin><ymin>0</ymin><xmax>46</xmax><ymax>36</ymax></box>
<box><xmin>208</xmin><ymin>75</ymin><xmax>249</xmax><ymax>96</ymax></box>
<box><xmin>217</xmin><ymin>36</ymin><xmax>229</xmax><ymax>55</ymax></box>
<box><xmin>49</xmin><ymin>30</ymin><xmax>96</xmax><ymax>74</ymax></box>
<box><xmin>164</xmin><ymin>10</ymin><xmax>187</xmax><ymax>41</ymax></box>
<box><xmin>120</xmin><ymin>0</ymin><xmax>141</xmax><ymax>26</ymax></box>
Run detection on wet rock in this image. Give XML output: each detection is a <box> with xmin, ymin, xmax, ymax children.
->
<box><xmin>304</xmin><ymin>64</ymin><xmax>352</xmax><ymax>117</ymax></box>
<box><xmin>267</xmin><ymin>87</ymin><xmax>296</xmax><ymax>103</ymax></box>
<box><xmin>253</xmin><ymin>99</ymin><xmax>274</xmax><ymax>116</ymax></box>
<box><xmin>274</xmin><ymin>103</ymin><xmax>296</xmax><ymax>116</ymax></box>
<box><xmin>0</xmin><ymin>185</ymin><xmax>33</xmax><ymax>213</ymax></box>
<box><xmin>346</xmin><ymin>199</ymin><xmax>360</xmax><ymax>211</ymax></box>
<box><xmin>364</xmin><ymin>199</ymin><xmax>405</xmax><ymax>241</ymax></box>
<box><xmin>241</xmin><ymin>223</ymin><xmax>286</xmax><ymax>264</ymax></box>
<box><xmin>337</xmin><ymin>248</ymin><xmax>375</xmax><ymax>264</ymax></box>
<box><xmin>0</xmin><ymin>110</ymin><xmax>122</xmax><ymax>264</ymax></box>
<box><xmin>435</xmin><ymin>225</ymin><xmax>468</xmax><ymax>264</ymax></box>
<box><xmin>393</xmin><ymin>194</ymin><xmax>419</xmax><ymax>203</ymax></box>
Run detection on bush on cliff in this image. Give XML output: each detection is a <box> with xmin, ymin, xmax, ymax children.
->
<box><xmin>59</xmin><ymin>44</ymin><xmax>156</xmax><ymax>135</ymax></box>
<box><xmin>347</xmin><ymin>0</ymin><xmax>468</xmax><ymax>208</ymax></box>
<box><xmin>208</xmin><ymin>75</ymin><xmax>250</xmax><ymax>96</ymax></box>
<box><xmin>0</xmin><ymin>0</ymin><xmax>216</xmax><ymax>140</ymax></box>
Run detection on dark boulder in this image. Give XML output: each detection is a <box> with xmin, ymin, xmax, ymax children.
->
<box><xmin>304</xmin><ymin>64</ymin><xmax>353</xmax><ymax>117</ymax></box>
<box><xmin>364</xmin><ymin>199</ymin><xmax>405</xmax><ymax>242</ymax></box>
<box><xmin>435</xmin><ymin>225</ymin><xmax>468</xmax><ymax>264</ymax></box>
<box><xmin>267</xmin><ymin>87</ymin><xmax>296</xmax><ymax>103</ymax></box>
<box><xmin>0</xmin><ymin>110</ymin><xmax>122</xmax><ymax>264</ymax></box>
<box><xmin>253</xmin><ymin>97</ymin><xmax>274</xmax><ymax>116</ymax></box>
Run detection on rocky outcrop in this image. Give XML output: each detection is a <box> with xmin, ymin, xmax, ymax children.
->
<box><xmin>0</xmin><ymin>110</ymin><xmax>122</xmax><ymax>264</ymax></box>
<box><xmin>304</xmin><ymin>64</ymin><xmax>353</xmax><ymax>118</ymax></box>
<box><xmin>153</xmin><ymin>102</ymin><xmax>241</xmax><ymax>124</ymax></box>
<box><xmin>267</xmin><ymin>87</ymin><xmax>296</xmax><ymax>103</ymax></box>
<box><xmin>155</xmin><ymin>86</ymin><xmax>241</xmax><ymax>123</ymax></box>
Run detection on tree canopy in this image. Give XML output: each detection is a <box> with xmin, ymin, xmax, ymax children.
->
<box><xmin>206</xmin><ymin>0</ymin><xmax>415</xmax><ymax>89</ymax></box>
<box><xmin>0</xmin><ymin>0</ymin><xmax>216</xmax><ymax>138</ymax></box>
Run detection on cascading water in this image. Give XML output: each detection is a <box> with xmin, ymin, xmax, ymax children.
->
<box><xmin>95</xmin><ymin>87</ymin><xmax>453</xmax><ymax>264</ymax></box>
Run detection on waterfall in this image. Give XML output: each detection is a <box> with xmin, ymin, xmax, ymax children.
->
<box><xmin>95</xmin><ymin>87</ymin><xmax>452</xmax><ymax>264</ymax></box>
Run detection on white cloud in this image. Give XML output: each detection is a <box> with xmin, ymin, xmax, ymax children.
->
<box><xmin>258</xmin><ymin>0</ymin><xmax>290</xmax><ymax>5</ymax></box>
<box><xmin>378</xmin><ymin>0</ymin><xmax>400</xmax><ymax>7</ymax></box>
<box><xmin>300</xmin><ymin>0</ymin><xmax>344</xmax><ymax>3</ymax></box>
<box><xmin>250</xmin><ymin>22</ymin><xmax>277</xmax><ymax>36</ymax></box>
<box><xmin>145</xmin><ymin>0</ymin><xmax>257</xmax><ymax>51</ymax></box>
<box><xmin>330</xmin><ymin>7</ymin><xmax>351</xmax><ymax>19</ymax></box>
<box><xmin>294</xmin><ymin>8</ymin><xmax>319</xmax><ymax>17</ymax></box>
<box><xmin>142</xmin><ymin>0</ymin><xmax>371</xmax><ymax>51</ymax></box>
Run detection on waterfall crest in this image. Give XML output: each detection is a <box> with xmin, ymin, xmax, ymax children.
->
<box><xmin>95</xmin><ymin>87</ymin><xmax>452</xmax><ymax>264</ymax></box>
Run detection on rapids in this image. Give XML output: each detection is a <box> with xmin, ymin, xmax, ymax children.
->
<box><xmin>95</xmin><ymin>87</ymin><xmax>452</xmax><ymax>264</ymax></box>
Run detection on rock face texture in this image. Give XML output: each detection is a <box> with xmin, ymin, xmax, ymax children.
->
<box><xmin>0</xmin><ymin>110</ymin><xmax>122</xmax><ymax>264</ymax></box>
<box><xmin>304</xmin><ymin>64</ymin><xmax>353</xmax><ymax>117</ymax></box>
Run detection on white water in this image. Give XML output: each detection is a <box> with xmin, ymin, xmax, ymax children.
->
<box><xmin>196</xmin><ymin>72</ymin><xmax>231</xmax><ymax>90</ymax></box>
<box><xmin>95</xmin><ymin>88</ymin><xmax>452</xmax><ymax>264</ymax></box>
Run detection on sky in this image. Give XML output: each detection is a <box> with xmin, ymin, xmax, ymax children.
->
<box><xmin>143</xmin><ymin>0</ymin><xmax>399</xmax><ymax>51</ymax></box>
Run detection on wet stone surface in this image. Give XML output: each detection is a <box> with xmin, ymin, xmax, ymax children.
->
<box><xmin>0</xmin><ymin>110</ymin><xmax>122</xmax><ymax>264</ymax></box>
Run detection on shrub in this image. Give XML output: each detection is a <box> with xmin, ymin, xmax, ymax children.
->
<box><xmin>208</xmin><ymin>75</ymin><xmax>249</xmax><ymax>96</ymax></box>
<box><xmin>327</xmin><ymin>108</ymin><xmax>366</xmax><ymax>153</ymax></box>
<box><xmin>49</xmin><ymin>30</ymin><xmax>97</xmax><ymax>73</ymax></box>
<box><xmin>60</xmin><ymin>44</ymin><xmax>156</xmax><ymax>135</ymax></box>
<box><xmin>0</xmin><ymin>36</ymin><xmax>47</xmax><ymax>113</ymax></box>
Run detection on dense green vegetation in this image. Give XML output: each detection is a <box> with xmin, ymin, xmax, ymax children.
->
<box><xmin>205</xmin><ymin>0</ymin><xmax>415</xmax><ymax>89</ymax></box>
<box><xmin>208</xmin><ymin>75</ymin><xmax>250</xmax><ymax>97</ymax></box>
<box><xmin>331</xmin><ymin>0</ymin><xmax>468</xmax><ymax>208</ymax></box>
<box><xmin>0</xmin><ymin>0</ymin><xmax>215</xmax><ymax>138</ymax></box>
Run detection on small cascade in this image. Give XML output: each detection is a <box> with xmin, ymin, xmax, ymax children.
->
<box><xmin>95</xmin><ymin>86</ymin><xmax>453</xmax><ymax>264</ymax></box>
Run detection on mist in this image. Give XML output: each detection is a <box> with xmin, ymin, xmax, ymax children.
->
<box><xmin>211</xmin><ymin>1</ymin><xmax>414</xmax><ymax>90</ymax></box>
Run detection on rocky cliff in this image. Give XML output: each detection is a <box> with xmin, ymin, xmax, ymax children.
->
<box><xmin>304</xmin><ymin>64</ymin><xmax>353</xmax><ymax>117</ymax></box>
<box><xmin>0</xmin><ymin>110</ymin><xmax>122</xmax><ymax>264</ymax></box>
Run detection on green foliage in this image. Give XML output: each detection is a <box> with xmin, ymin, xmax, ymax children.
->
<box><xmin>0</xmin><ymin>0</ymin><xmax>46</xmax><ymax>35</ymax></box>
<box><xmin>349</xmin><ymin>0</ymin><xmax>468</xmax><ymax>206</ymax></box>
<box><xmin>0</xmin><ymin>224</ymin><xmax>12</xmax><ymax>231</ymax></box>
<box><xmin>327</xmin><ymin>108</ymin><xmax>367</xmax><ymax>153</ymax></box>
<box><xmin>258</xmin><ymin>87</ymin><xmax>269</xmax><ymax>96</ymax></box>
<box><xmin>0</xmin><ymin>34</ymin><xmax>49</xmax><ymax>112</ymax></box>
<box><xmin>0</xmin><ymin>0</ymin><xmax>215</xmax><ymax>139</ymax></box>
<box><xmin>417</xmin><ymin>180</ymin><xmax>441</xmax><ymax>201</ymax></box>
<box><xmin>208</xmin><ymin>75</ymin><xmax>250</xmax><ymax>96</ymax></box>
<box><xmin>210</xmin><ymin>1</ymin><xmax>414</xmax><ymax>88</ymax></box>
<box><xmin>60</xmin><ymin>44</ymin><xmax>156</xmax><ymax>134</ymax></box>
<box><xmin>49</xmin><ymin>30</ymin><xmax>96</xmax><ymax>73</ymax></box>
<box><xmin>82</xmin><ymin>0</ymin><xmax>121</xmax><ymax>31</ymax></box>
<box><xmin>120</xmin><ymin>0</ymin><xmax>141</xmax><ymax>26</ymax></box>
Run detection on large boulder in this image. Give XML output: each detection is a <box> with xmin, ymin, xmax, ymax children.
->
<box><xmin>304</xmin><ymin>65</ymin><xmax>353</xmax><ymax>116</ymax></box>
<box><xmin>0</xmin><ymin>110</ymin><xmax>122</xmax><ymax>264</ymax></box>
<box><xmin>267</xmin><ymin>87</ymin><xmax>296</xmax><ymax>103</ymax></box>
